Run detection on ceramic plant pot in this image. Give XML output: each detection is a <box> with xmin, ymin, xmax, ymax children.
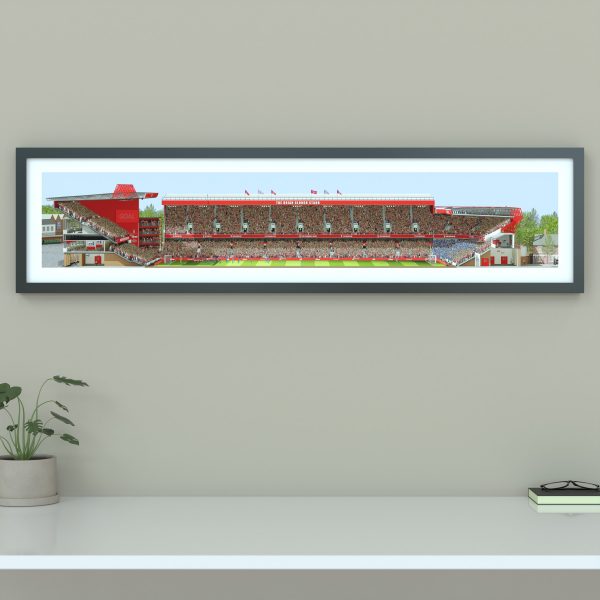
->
<box><xmin>0</xmin><ymin>455</ymin><xmax>59</xmax><ymax>506</ymax></box>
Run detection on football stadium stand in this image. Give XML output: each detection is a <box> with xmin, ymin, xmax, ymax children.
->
<box><xmin>162</xmin><ymin>195</ymin><xmax>521</xmax><ymax>265</ymax></box>
<box><xmin>49</xmin><ymin>185</ymin><xmax>161</xmax><ymax>266</ymax></box>
<box><xmin>45</xmin><ymin>188</ymin><xmax>522</xmax><ymax>268</ymax></box>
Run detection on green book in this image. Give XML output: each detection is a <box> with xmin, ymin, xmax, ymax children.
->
<box><xmin>528</xmin><ymin>487</ymin><xmax>600</xmax><ymax>505</ymax></box>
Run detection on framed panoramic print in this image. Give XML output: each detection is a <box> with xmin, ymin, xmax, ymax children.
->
<box><xmin>16</xmin><ymin>148</ymin><xmax>583</xmax><ymax>293</ymax></box>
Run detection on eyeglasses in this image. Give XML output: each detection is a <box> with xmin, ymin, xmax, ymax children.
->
<box><xmin>540</xmin><ymin>480</ymin><xmax>600</xmax><ymax>490</ymax></box>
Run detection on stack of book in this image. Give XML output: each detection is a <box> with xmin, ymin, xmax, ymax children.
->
<box><xmin>528</xmin><ymin>487</ymin><xmax>600</xmax><ymax>513</ymax></box>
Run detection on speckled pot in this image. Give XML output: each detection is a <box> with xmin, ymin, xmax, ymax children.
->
<box><xmin>0</xmin><ymin>455</ymin><xmax>59</xmax><ymax>506</ymax></box>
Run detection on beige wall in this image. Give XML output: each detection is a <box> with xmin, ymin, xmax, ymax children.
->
<box><xmin>0</xmin><ymin>0</ymin><xmax>598</xmax><ymax>498</ymax></box>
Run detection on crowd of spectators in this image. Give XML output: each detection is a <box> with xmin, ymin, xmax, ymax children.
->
<box><xmin>410</xmin><ymin>207</ymin><xmax>437</xmax><ymax>233</ymax></box>
<box><xmin>163</xmin><ymin>204</ymin><xmax>511</xmax><ymax>237</ymax></box>
<box><xmin>92</xmin><ymin>216</ymin><xmax>129</xmax><ymax>240</ymax></box>
<box><xmin>296</xmin><ymin>240</ymin><xmax>329</xmax><ymax>258</ymax></box>
<box><xmin>297</xmin><ymin>206</ymin><xmax>324</xmax><ymax>233</ymax></box>
<box><xmin>325</xmin><ymin>206</ymin><xmax>352</xmax><ymax>233</ymax></box>
<box><xmin>263</xmin><ymin>240</ymin><xmax>299</xmax><ymax>259</ymax></box>
<box><xmin>58</xmin><ymin>201</ymin><xmax>96</xmax><ymax>220</ymax></box>
<box><xmin>163</xmin><ymin>240</ymin><xmax>198</xmax><ymax>256</ymax></box>
<box><xmin>465</xmin><ymin>216</ymin><xmax>510</xmax><ymax>235</ymax></box>
<box><xmin>369</xmin><ymin>239</ymin><xmax>432</xmax><ymax>258</ymax></box>
<box><xmin>164</xmin><ymin>239</ymin><xmax>297</xmax><ymax>260</ymax></box>
<box><xmin>242</xmin><ymin>205</ymin><xmax>271</xmax><ymax>233</ymax></box>
<box><xmin>384</xmin><ymin>206</ymin><xmax>412</xmax><ymax>232</ymax></box>
<box><xmin>113</xmin><ymin>243</ymin><xmax>161</xmax><ymax>265</ymax></box>
<box><xmin>216</xmin><ymin>206</ymin><xmax>242</xmax><ymax>233</ymax></box>
<box><xmin>139</xmin><ymin>218</ymin><xmax>159</xmax><ymax>228</ymax></box>
<box><xmin>353</xmin><ymin>206</ymin><xmax>384</xmax><ymax>233</ymax></box>
<box><xmin>162</xmin><ymin>239</ymin><xmax>435</xmax><ymax>260</ymax></box>
<box><xmin>139</xmin><ymin>236</ymin><xmax>160</xmax><ymax>246</ymax></box>
<box><xmin>440</xmin><ymin>215</ymin><xmax>509</xmax><ymax>236</ymax></box>
<box><xmin>58</xmin><ymin>202</ymin><xmax>130</xmax><ymax>240</ymax></box>
<box><xmin>164</xmin><ymin>205</ymin><xmax>215</xmax><ymax>234</ymax></box>
<box><xmin>191</xmin><ymin>206</ymin><xmax>215</xmax><ymax>232</ymax></box>
<box><xmin>270</xmin><ymin>206</ymin><xmax>298</xmax><ymax>234</ymax></box>
<box><xmin>320</xmin><ymin>240</ymin><xmax>432</xmax><ymax>259</ymax></box>
<box><xmin>164</xmin><ymin>206</ymin><xmax>187</xmax><ymax>233</ymax></box>
<box><xmin>432</xmin><ymin>239</ymin><xmax>491</xmax><ymax>265</ymax></box>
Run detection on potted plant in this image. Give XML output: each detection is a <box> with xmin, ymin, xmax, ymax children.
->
<box><xmin>0</xmin><ymin>375</ymin><xmax>89</xmax><ymax>506</ymax></box>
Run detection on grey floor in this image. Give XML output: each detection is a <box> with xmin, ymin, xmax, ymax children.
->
<box><xmin>41</xmin><ymin>244</ymin><xmax>64</xmax><ymax>268</ymax></box>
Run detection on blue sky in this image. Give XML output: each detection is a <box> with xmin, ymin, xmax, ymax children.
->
<box><xmin>43</xmin><ymin>171</ymin><xmax>558</xmax><ymax>215</ymax></box>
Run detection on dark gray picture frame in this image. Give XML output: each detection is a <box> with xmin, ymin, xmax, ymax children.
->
<box><xmin>16</xmin><ymin>147</ymin><xmax>584</xmax><ymax>293</ymax></box>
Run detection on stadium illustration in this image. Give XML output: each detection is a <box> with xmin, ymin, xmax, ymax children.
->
<box><xmin>45</xmin><ymin>184</ymin><xmax>533</xmax><ymax>268</ymax></box>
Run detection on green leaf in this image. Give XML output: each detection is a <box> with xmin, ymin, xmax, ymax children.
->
<box><xmin>0</xmin><ymin>383</ymin><xmax>9</xmax><ymax>393</ymax></box>
<box><xmin>7</xmin><ymin>386</ymin><xmax>22</xmax><ymax>399</ymax></box>
<box><xmin>6</xmin><ymin>424</ymin><xmax>17</xmax><ymax>432</ymax></box>
<box><xmin>25</xmin><ymin>419</ymin><xmax>43</xmax><ymax>434</ymax></box>
<box><xmin>41</xmin><ymin>428</ymin><xmax>55</xmax><ymax>436</ymax></box>
<box><xmin>53</xmin><ymin>376</ymin><xmax>89</xmax><ymax>387</ymax></box>
<box><xmin>60</xmin><ymin>433</ymin><xmax>79</xmax><ymax>445</ymax></box>
<box><xmin>54</xmin><ymin>401</ymin><xmax>69</xmax><ymax>412</ymax></box>
<box><xmin>0</xmin><ymin>386</ymin><xmax>22</xmax><ymax>403</ymax></box>
<box><xmin>50</xmin><ymin>411</ymin><xmax>74</xmax><ymax>426</ymax></box>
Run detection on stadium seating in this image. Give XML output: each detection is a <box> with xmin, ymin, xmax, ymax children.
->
<box><xmin>298</xmin><ymin>206</ymin><xmax>325</xmax><ymax>233</ymax></box>
<box><xmin>353</xmin><ymin>206</ymin><xmax>384</xmax><ymax>233</ymax></box>
<box><xmin>242</xmin><ymin>205</ymin><xmax>271</xmax><ymax>233</ymax></box>
<box><xmin>113</xmin><ymin>243</ymin><xmax>161</xmax><ymax>265</ymax></box>
<box><xmin>160</xmin><ymin>203</ymin><xmax>512</xmax><ymax>266</ymax></box>
<box><xmin>324</xmin><ymin>206</ymin><xmax>352</xmax><ymax>233</ymax></box>
<box><xmin>58</xmin><ymin>202</ymin><xmax>130</xmax><ymax>241</ymax></box>
<box><xmin>164</xmin><ymin>205</ymin><xmax>509</xmax><ymax>238</ymax></box>
<box><xmin>432</xmin><ymin>239</ymin><xmax>490</xmax><ymax>265</ymax></box>
<box><xmin>163</xmin><ymin>239</ymin><xmax>434</xmax><ymax>260</ymax></box>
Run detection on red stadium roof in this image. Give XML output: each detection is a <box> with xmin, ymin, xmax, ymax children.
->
<box><xmin>434</xmin><ymin>206</ymin><xmax>517</xmax><ymax>217</ymax></box>
<box><xmin>161</xmin><ymin>194</ymin><xmax>435</xmax><ymax>207</ymax></box>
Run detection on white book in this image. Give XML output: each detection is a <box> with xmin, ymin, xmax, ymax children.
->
<box><xmin>528</xmin><ymin>499</ymin><xmax>600</xmax><ymax>513</ymax></box>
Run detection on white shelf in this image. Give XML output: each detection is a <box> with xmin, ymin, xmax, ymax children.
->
<box><xmin>1</xmin><ymin>496</ymin><xmax>599</xmax><ymax>570</ymax></box>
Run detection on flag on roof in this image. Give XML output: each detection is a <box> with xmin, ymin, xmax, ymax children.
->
<box><xmin>244</xmin><ymin>190</ymin><xmax>250</xmax><ymax>196</ymax></box>
<box><xmin>258</xmin><ymin>189</ymin><xmax>264</xmax><ymax>194</ymax></box>
<box><xmin>324</xmin><ymin>190</ymin><xmax>330</xmax><ymax>194</ymax></box>
<box><xmin>337</xmin><ymin>189</ymin><xmax>342</xmax><ymax>195</ymax></box>
<box><xmin>310</xmin><ymin>189</ymin><xmax>317</xmax><ymax>194</ymax></box>
<box><xmin>271</xmin><ymin>190</ymin><xmax>276</xmax><ymax>195</ymax></box>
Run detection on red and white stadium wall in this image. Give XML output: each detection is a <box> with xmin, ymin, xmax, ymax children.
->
<box><xmin>78</xmin><ymin>198</ymin><xmax>140</xmax><ymax>240</ymax></box>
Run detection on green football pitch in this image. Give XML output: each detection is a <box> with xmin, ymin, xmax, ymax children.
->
<box><xmin>156</xmin><ymin>260</ymin><xmax>445</xmax><ymax>268</ymax></box>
